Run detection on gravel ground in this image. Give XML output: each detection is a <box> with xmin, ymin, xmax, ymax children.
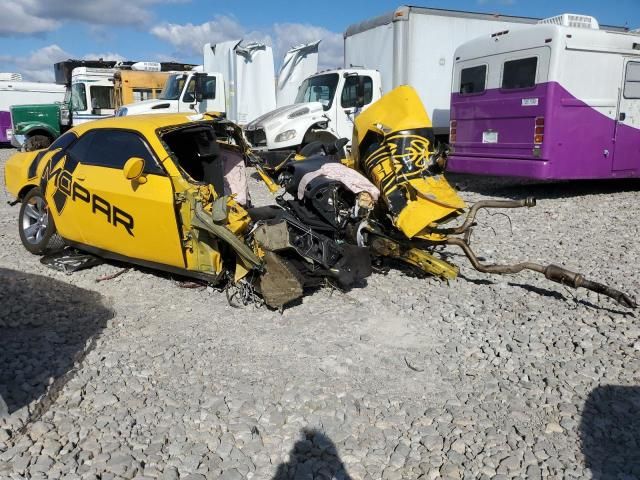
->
<box><xmin>0</xmin><ymin>146</ymin><xmax>639</xmax><ymax>480</ymax></box>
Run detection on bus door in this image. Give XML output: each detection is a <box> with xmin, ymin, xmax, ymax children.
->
<box><xmin>614</xmin><ymin>59</ymin><xmax>640</xmax><ymax>171</ymax></box>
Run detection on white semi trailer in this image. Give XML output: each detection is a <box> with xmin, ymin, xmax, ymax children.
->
<box><xmin>343</xmin><ymin>6</ymin><xmax>547</xmax><ymax>138</ymax></box>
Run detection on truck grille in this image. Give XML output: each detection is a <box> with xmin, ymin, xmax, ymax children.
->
<box><xmin>245</xmin><ymin>128</ymin><xmax>267</xmax><ymax>148</ymax></box>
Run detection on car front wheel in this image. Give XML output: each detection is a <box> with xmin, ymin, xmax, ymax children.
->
<box><xmin>18</xmin><ymin>188</ymin><xmax>65</xmax><ymax>254</ymax></box>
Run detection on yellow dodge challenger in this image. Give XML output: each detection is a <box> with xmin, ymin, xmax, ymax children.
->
<box><xmin>4</xmin><ymin>112</ymin><xmax>253</xmax><ymax>276</ymax></box>
<box><xmin>4</xmin><ymin>112</ymin><xmax>371</xmax><ymax>307</ymax></box>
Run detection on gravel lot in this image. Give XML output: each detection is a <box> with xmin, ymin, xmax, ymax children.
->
<box><xmin>0</xmin><ymin>146</ymin><xmax>639</xmax><ymax>479</ymax></box>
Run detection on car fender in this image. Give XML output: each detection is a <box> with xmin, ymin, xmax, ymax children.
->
<box><xmin>4</xmin><ymin>150</ymin><xmax>42</xmax><ymax>199</ymax></box>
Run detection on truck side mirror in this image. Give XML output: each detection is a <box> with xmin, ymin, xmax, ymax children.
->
<box><xmin>194</xmin><ymin>73</ymin><xmax>206</xmax><ymax>103</ymax></box>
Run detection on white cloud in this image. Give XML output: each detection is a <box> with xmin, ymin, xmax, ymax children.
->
<box><xmin>82</xmin><ymin>52</ymin><xmax>126</xmax><ymax>62</ymax></box>
<box><xmin>151</xmin><ymin>16</ymin><xmax>271</xmax><ymax>56</ymax></box>
<box><xmin>272</xmin><ymin>23</ymin><xmax>343</xmax><ymax>70</ymax></box>
<box><xmin>15</xmin><ymin>45</ymin><xmax>72</xmax><ymax>82</ymax></box>
<box><xmin>151</xmin><ymin>15</ymin><xmax>343</xmax><ymax>70</ymax></box>
<box><xmin>1</xmin><ymin>0</ymin><xmax>188</xmax><ymax>35</ymax></box>
<box><xmin>1</xmin><ymin>1</ymin><xmax>60</xmax><ymax>35</ymax></box>
<box><xmin>0</xmin><ymin>45</ymin><xmax>128</xmax><ymax>82</ymax></box>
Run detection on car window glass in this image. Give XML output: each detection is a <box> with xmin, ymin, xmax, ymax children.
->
<box><xmin>502</xmin><ymin>57</ymin><xmax>538</xmax><ymax>90</ymax></box>
<box><xmin>67</xmin><ymin>129</ymin><xmax>164</xmax><ymax>174</ymax></box>
<box><xmin>90</xmin><ymin>86</ymin><xmax>114</xmax><ymax>109</ymax></box>
<box><xmin>341</xmin><ymin>76</ymin><xmax>373</xmax><ymax>108</ymax></box>
<box><xmin>49</xmin><ymin>131</ymin><xmax>78</xmax><ymax>151</ymax></box>
<box><xmin>460</xmin><ymin>65</ymin><xmax>487</xmax><ymax>94</ymax></box>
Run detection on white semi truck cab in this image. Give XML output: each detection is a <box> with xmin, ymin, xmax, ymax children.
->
<box><xmin>245</xmin><ymin>69</ymin><xmax>382</xmax><ymax>151</ymax></box>
<box><xmin>62</xmin><ymin>67</ymin><xmax>117</xmax><ymax>126</ymax></box>
<box><xmin>116</xmin><ymin>71</ymin><xmax>225</xmax><ymax>117</ymax></box>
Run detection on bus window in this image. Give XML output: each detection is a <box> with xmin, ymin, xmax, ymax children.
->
<box><xmin>460</xmin><ymin>65</ymin><xmax>487</xmax><ymax>95</ymax></box>
<box><xmin>624</xmin><ymin>62</ymin><xmax>640</xmax><ymax>99</ymax></box>
<box><xmin>502</xmin><ymin>57</ymin><xmax>538</xmax><ymax>90</ymax></box>
<box><xmin>133</xmin><ymin>88</ymin><xmax>153</xmax><ymax>102</ymax></box>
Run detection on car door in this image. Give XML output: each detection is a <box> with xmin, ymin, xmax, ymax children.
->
<box><xmin>614</xmin><ymin>60</ymin><xmax>640</xmax><ymax>172</ymax></box>
<box><xmin>62</xmin><ymin>128</ymin><xmax>185</xmax><ymax>267</ymax></box>
<box><xmin>334</xmin><ymin>75</ymin><xmax>374</xmax><ymax>140</ymax></box>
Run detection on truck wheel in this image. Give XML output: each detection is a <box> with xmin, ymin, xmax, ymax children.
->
<box><xmin>18</xmin><ymin>188</ymin><xmax>65</xmax><ymax>254</ymax></box>
<box><xmin>23</xmin><ymin>135</ymin><xmax>52</xmax><ymax>152</ymax></box>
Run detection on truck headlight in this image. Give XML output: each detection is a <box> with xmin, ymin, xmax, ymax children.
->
<box><xmin>116</xmin><ymin>107</ymin><xmax>128</xmax><ymax>117</ymax></box>
<box><xmin>275</xmin><ymin>129</ymin><xmax>296</xmax><ymax>143</ymax></box>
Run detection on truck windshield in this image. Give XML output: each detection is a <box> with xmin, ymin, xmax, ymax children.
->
<box><xmin>159</xmin><ymin>75</ymin><xmax>186</xmax><ymax>100</ymax></box>
<box><xmin>71</xmin><ymin>83</ymin><xmax>87</xmax><ymax>111</ymax></box>
<box><xmin>295</xmin><ymin>73</ymin><xmax>339</xmax><ymax>111</ymax></box>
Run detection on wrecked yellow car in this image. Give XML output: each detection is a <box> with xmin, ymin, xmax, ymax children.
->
<box><xmin>4</xmin><ymin>112</ymin><xmax>371</xmax><ymax>308</ymax></box>
<box><xmin>264</xmin><ymin>86</ymin><xmax>636</xmax><ymax>308</ymax></box>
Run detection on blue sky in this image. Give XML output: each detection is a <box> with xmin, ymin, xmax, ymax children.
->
<box><xmin>2</xmin><ymin>0</ymin><xmax>639</xmax><ymax>81</ymax></box>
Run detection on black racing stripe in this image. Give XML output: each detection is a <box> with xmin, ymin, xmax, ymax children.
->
<box><xmin>27</xmin><ymin>151</ymin><xmax>47</xmax><ymax>179</ymax></box>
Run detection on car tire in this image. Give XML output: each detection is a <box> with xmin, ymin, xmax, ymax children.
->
<box><xmin>18</xmin><ymin>188</ymin><xmax>65</xmax><ymax>255</ymax></box>
<box><xmin>23</xmin><ymin>134</ymin><xmax>52</xmax><ymax>152</ymax></box>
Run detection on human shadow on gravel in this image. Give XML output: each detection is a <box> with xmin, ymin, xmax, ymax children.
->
<box><xmin>448</xmin><ymin>173</ymin><xmax>640</xmax><ymax>200</ymax></box>
<box><xmin>272</xmin><ymin>428</ymin><xmax>353</xmax><ymax>480</ymax></box>
<box><xmin>0</xmin><ymin>268</ymin><xmax>113</xmax><ymax>419</ymax></box>
<box><xmin>580</xmin><ymin>385</ymin><xmax>640</xmax><ymax>479</ymax></box>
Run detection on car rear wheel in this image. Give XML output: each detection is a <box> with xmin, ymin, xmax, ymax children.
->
<box><xmin>19</xmin><ymin>188</ymin><xmax>65</xmax><ymax>254</ymax></box>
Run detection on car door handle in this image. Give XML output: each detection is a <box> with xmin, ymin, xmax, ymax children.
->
<box><xmin>75</xmin><ymin>176</ymin><xmax>85</xmax><ymax>181</ymax></box>
<box><xmin>619</xmin><ymin>112</ymin><xmax>626</xmax><ymax>121</ymax></box>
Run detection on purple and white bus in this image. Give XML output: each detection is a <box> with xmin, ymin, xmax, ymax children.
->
<box><xmin>0</xmin><ymin>76</ymin><xmax>65</xmax><ymax>144</ymax></box>
<box><xmin>447</xmin><ymin>14</ymin><xmax>640</xmax><ymax>180</ymax></box>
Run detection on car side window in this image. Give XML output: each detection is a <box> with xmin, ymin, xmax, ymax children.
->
<box><xmin>48</xmin><ymin>131</ymin><xmax>78</xmax><ymax>151</ymax></box>
<box><xmin>67</xmin><ymin>129</ymin><xmax>164</xmax><ymax>175</ymax></box>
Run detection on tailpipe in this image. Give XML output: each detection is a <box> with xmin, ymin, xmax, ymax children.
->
<box><xmin>445</xmin><ymin>237</ymin><xmax>636</xmax><ymax>309</ymax></box>
<box><xmin>432</xmin><ymin>197</ymin><xmax>537</xmax><ymax>235</ymax></box>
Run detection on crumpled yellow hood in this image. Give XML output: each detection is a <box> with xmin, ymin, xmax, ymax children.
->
<box><xmin>352</xmin><ymin>86</ymin><xmax>466</xmax><ymax>239</ymax></box>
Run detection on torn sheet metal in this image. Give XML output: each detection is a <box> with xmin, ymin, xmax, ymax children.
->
<box><xmin>277</xmin><ymin>41</ymin><xmax>321</xmax><ymax>107</ymax></box>
<box><xmin>40</xmin><ymin>248</ymin><xmax>103</xmax><ymax>274</ymax></box>
<box><xmin>204</xmin><ymin>40</ymin><xmax>277</xmax><ymax>125</ymax></box>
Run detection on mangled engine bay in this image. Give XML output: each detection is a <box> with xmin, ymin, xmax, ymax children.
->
<box><xmin>149</xmin><ymin>88</ymin><xmax>637</xmax><ymax>309</ymax></box>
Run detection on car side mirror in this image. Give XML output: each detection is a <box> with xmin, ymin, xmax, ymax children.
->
<box><xmin>123</xmin><ymin>157</ymin><xmax>147</xmax><ymax>184</ymax></box>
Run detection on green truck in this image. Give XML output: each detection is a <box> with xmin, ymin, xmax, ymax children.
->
<box><xmin>10</xmin><ymin>102</ymin><xmax>65</xmax><ymax>150</ymax></box>
<box><xmin>11</xmin><ymin>59</ymin><xmax>196</xmax><ymax>151</ymax></box>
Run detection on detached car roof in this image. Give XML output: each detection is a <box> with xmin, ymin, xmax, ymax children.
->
<box><xmin>70</xmin><ymin>112</ymin><xmax>225</xmax><ymax>136</ymax></box>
